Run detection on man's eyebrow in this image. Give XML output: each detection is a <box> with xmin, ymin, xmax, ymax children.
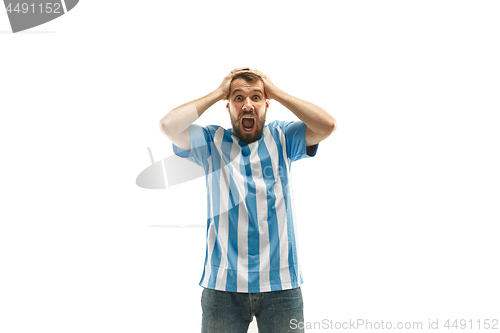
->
<box><xmin>232</xmin><ymin>88</ymin><xmax>264</xmax><ymax>95</ymax></box>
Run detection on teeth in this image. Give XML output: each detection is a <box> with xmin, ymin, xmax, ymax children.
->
<box><xmin>242</xmin><ymin>115</ymin><xmax>254</xmax><ymax>132</ymax></box>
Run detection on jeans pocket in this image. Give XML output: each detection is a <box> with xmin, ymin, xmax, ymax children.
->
<box><xmin>266</xmin><ymin>287</ymin><xmax>303</xmax><ymax>310</ymax></box>
<box><xmin>201</xmin><ymin>288</ymin><xmax>237</xmax><ymax>310</ymax></box>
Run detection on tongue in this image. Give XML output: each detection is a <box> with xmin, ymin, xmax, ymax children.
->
<box><xmin>242</xmin><ymin>118</ymin><xmax>255</xmax><ymax>128</ymax></box>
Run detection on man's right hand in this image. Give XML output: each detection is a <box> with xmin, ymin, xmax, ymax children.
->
<box><xmin>218</xmin><ymin>67</ymin><xmax>250</xmax><ymax>100</ymax></box>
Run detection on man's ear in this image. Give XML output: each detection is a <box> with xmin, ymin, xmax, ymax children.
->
<box><xmin>226</xmin><ymin>102</ymin><xmax>230</xmax><ymax>111</ymax></box>
<box><xmin>266</xmin><ymin>100</ymin><xmax>269</xmax><ymax>109</ymax></box>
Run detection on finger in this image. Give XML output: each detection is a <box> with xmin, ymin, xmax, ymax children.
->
<box><xmin>233</xmin><ymin>67</ymin><xmax>249</xmax><ymax>71</ymax></box>
<box><xmin>232</xmin><ymin>67</ymin><xmax>250</xmax><ymax>74</ymax></box>
<box><xmin>250</xmin><ymin>69</ymin><xmax>264</xmax><ymax>77</ymax></box>
<box><xmin>226</xmin><ymin>70</ymin><xmax>239</xmax><ymax>78</ymax></box>
<box><xmin>227</xmin><ymin>70</ymin><xmax>248</xmax><ymax>80</ymax></box>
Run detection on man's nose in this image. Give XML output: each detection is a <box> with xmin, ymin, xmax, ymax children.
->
<box><xmin>242</xmin><ymin>97</ymin><xmax>254</xmax><ymax>111</ymax></box>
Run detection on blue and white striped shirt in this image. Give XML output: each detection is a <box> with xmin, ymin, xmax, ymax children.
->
<box><xmin>173</xmin><ymin>120</ymin><xmax>318</xmax><ymax>293</ymax></box>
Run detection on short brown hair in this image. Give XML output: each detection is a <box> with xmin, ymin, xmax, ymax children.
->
<box><xmin>233</xmin><ymin>71</ymin><xmax>262</xmax><ymax>82</ymax></box>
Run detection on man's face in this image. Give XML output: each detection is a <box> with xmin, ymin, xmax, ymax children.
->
<box><xmin>227</xmin><ymin>78</ymin><xmax>269</xmax><ymax>144</ymax></box>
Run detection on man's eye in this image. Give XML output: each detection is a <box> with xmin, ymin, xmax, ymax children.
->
<box><xmin>253</xmin><ymin>96</ymin><xmax>260</xmax><ymax>100</ymax></box>
<box><xmin>235</xmin><ymin>96</ymin><xmax>242</xmax><ymax>100</ymax></box>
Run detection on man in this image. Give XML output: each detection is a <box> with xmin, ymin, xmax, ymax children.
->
<box><xmin>159</xmin><ymin>68</ymin><xmax>336</xmax><ymax>332</ymax></box>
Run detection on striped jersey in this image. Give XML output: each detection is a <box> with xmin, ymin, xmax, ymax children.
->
<box><xmin>173</xmin><ymin>120</ymin><xmax>318</xmax><ymax>293</ymax></box>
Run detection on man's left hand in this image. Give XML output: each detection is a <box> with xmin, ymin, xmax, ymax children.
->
<box><xmin>249</xmin><ymin>69</ymin><xmax>279</xmax><ymax>100</ymax></box>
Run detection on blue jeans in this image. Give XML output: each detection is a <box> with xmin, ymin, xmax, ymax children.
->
<box><xmin>201</xmin><ymin>287</ymin><xmax>304</xmax><ymax>333</ymax></box>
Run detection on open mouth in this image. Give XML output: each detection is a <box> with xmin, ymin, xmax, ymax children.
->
<box><xmin>241</xmin><ymin>115</ymin><xmax>256</xmax><ymax>132</ymax></box>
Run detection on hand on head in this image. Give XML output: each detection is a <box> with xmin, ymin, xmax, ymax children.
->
<box><xmin>218</xmin><ymin>67</ymin><xmax>250</xmax><ymax>100</ymax></box>
<box><xmin>248</xmin><ymin>69</ymin><xmax>276</xmax><ymax>100</ymax></box>
<box><xmin>219</xmin><ymin>68</ymin><xmax>277</xmax><ymax>100</ymax></box>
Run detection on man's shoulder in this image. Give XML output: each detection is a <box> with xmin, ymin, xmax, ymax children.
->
<box><xmin>266</xmin><ymin>120</ymin><xmax>288</xmax><ymax>130</ymax></box>
<box><xmin>192</xmin><ymin>124</ymin><xmax>228</xmax><ymax>136</ymax></box>
<box><xmin>266</xmin><ymin>120</ymin><xmax>303</xmax><ymax>133</ymax></box>
<box><xmin>204</xmin><ymin>124</ymin><xmax>225</xmax><ymax>132</ymax></box>
<box><xmin>191</xmin><ymin>124</ymin><xmax>235</xmax><ymax>144</ymax></box>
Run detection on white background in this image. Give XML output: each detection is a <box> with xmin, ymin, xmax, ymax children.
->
<box><xmin>1</xmin><ymin>1</ymin><xmax>499</xmax><ymax>332</ymax></box>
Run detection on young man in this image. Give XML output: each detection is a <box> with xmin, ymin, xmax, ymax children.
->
<box><xmin>159</xmin><ymin>68</ymin><xmax>336</xmax><ymax>332</ymax></box>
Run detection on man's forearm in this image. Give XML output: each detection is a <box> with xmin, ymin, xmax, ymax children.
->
<box><xmin>160</xmin><ymin>89</ymin><xmax>224</xmax><ymax>135</ymax></box>
<box><xmin>273</xmin><ymin>88</ymin><xmax>336</xmax><ymax>136</ymax></box>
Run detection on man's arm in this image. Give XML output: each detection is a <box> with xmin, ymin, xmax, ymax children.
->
<box><xmin>251</xmin><ymin>70</ymin><xmax>337</xmax><ymax>147</ymax></box>
<box><xmin>159</xmin><ymin>91</ymin><xmax>220</xmax><ymax>151</ymax></box>
<box><xmin>159</xmin><ymin>68</ymin><xmax>248</xmax><ymax>150</ymax></box>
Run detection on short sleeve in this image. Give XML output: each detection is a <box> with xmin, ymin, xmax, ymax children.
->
<box><xmin>282</xmin><ymin>121</ymin><xmax>318</xmax><ymax>162</ymax></box>
<box><xmin>172</xmin><ymin>124</ymin><xmax>213</xmax><ymax>167</ymax></box>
